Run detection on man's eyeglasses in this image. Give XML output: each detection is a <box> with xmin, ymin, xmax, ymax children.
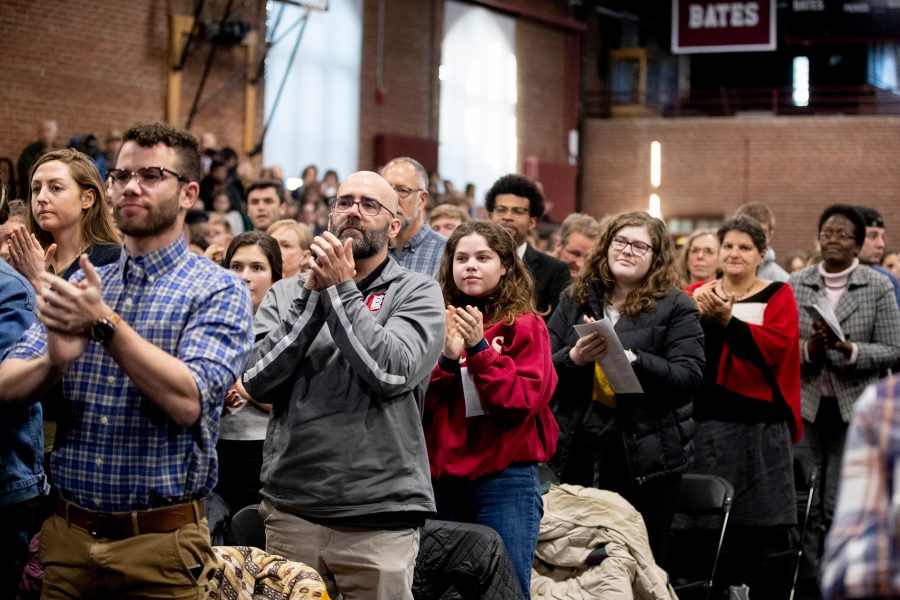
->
<box><xmin>492</xmin><ymin>205</ymin><xmax>530</xmax><ymax>217</ymax></box>
<box><xmin>108</xmin><ymin>167</ymin><xmax>189</xmax><ymax>189</ymax></box>
<box><xmin>330</xmin><ymin>195</ymin><xmax>395</xmax><ymax>217</ymax></box>
<box><xmin>610</xmin><ymin>236</ymin><xmax>653</xmax><ymax>257</ymax></box>
<box><xmin>818</xmin><ymin>230</ymin><xmax>854</xmax><ymax>243</ymax></box>
<box><xmin>392</xmin><ymin>186</ymin><xmax>422</xmax><ymax>199</ymax></box>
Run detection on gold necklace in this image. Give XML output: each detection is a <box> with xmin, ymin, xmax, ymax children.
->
<box><xmin>719</xmin><ymin>278</ymin><xmax>757</xmax><ymax>301</ymax></box>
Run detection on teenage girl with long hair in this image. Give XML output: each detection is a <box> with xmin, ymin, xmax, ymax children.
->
<box><xmin>425</xmin><ymin>220</ymin><xmax>559</xmax><ymax>599</ymax></box>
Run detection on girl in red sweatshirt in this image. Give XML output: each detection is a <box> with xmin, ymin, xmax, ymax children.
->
<box><xmin>425</xmin><ymin>220</ymin><xmax>559</xmax><ymax>599</ymax></box>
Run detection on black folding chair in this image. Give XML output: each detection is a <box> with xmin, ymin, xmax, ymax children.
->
<box><xmin>228</xmin><ymin>503</ymin><xmax>267</xmax><ymax>549</ymax></box>
<box><xmin>667</xmin><ymin>473</ymin><xmax>735</xmax><ymax>600</ymax></box>
<box><xmin>789</xmin><ymin>458</ymin><xmax>818</xmax><ymax>600</ymax></box>
<box><xmin>760</xmin><ymin>458</ymin><xmax>819</xmax><ymax>600</ymax></box>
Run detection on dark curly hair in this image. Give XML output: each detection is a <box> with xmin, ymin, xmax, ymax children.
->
<box><xmin>573</xmin><ymin>211</ymin><xmax>680</xmax><ymax>317</ymax></box>
<box><xmin>437</xmin><ymin>220</ymin><xmax>537</xmax><ymax>325</ymax></box>
<box><xmin>484</xmin><ymin>174</ymin><xmax>544</xmax><ymax>218</ymax></box>
<box><xmin>122</xmin><ymin>122</ymin><xmax>202</xmax><ymax>183</ymax></box>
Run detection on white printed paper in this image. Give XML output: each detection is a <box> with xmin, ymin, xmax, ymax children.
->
<box><xmin>803</xmin><ymin>299</ymin><xmax>845</xmax><ymax>342</ymax></box>
<box><xmin>573</xmin><ymin>319</ymin><xmax>644</xmax><ymax>393</ymax></box>
<box><xmin>461</xmin><ymin>366</ymin><xmax>488</xmax><ymax>417</ymax></box>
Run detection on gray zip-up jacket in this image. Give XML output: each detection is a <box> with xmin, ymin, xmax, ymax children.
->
<box><xmin>243</xmin><ymin>258</ymin><xmax>444</xmax><ymax>519</ymax></box>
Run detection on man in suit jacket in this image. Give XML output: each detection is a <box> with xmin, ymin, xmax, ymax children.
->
<box><xmin>486</xmin><ymin>174</ymin><xmax>570</xmax><ymax>318</ymax></box>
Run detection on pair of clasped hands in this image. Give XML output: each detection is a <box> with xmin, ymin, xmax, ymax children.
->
<box><xmin>303</xmin><ymin>231</ymin><xmax>357</xmax><ymax>291</ymax></box>
<box><xmin>225</xmin><ymin>231</ymin><xmax>355</xmax><ymax>409</ymax></box>
<box><xmin>692</xmin><ymin>280</ymin><xmax>735</xmax><ymax>328</ymax></box>
<box><xmin>443</xmin><ymin>305</ymin><xmax>486</xmax><ymax>361</ymax></box>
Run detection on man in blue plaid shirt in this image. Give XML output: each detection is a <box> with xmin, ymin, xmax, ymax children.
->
<box><xmin>0</xmin><ymin>122</ymin><xmax>254</xmax><ymax>598</ymax></box>
<box><xmin>382</xmin><ymin>157</ymin><xmax>447</xmax><ymax>278</ymax></box>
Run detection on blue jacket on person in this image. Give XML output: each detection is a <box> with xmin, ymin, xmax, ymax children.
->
<box><xmin>0</xmin><ymin>259</ymin><xmax>46</xmax><ymax>507</ymax></box>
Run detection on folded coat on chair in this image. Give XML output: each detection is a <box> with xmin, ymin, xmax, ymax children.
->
<box><xmin>531</xmin><ymin>484</ymin><xmax>677</xmax><ymax>600</ymax></box>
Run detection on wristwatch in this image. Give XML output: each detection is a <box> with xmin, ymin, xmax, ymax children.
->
<box><xmin>90</xmin><ymin>312</ymin><xmax>121</xmax><ymax>344</ymax></box>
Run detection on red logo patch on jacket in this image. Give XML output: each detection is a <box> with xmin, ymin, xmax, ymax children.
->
<box><xmin>366</xmin><ymin>293</ymin><xmax>385</xmax><ymax>312</ymax></box>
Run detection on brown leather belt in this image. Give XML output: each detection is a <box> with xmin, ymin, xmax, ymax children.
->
<box><xmin>56</xmin><ymin>499</ymin><xmax>203</xmax><ymax>539</ymax></box>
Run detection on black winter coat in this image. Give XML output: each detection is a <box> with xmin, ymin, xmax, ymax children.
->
<box><xmin>413</xmin><ymin>519</ymin><xmax>523</xmax><ymax>600</ymax></box>
<box><xmin>547</xmin><ymin>282</ymin><xmax>705</xmax><ymax>485</ymax></box>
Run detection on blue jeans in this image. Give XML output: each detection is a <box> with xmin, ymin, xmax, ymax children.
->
<box><xmin>433</xmin><ymin>464</ymin><xmax>543</xmax><ymax>599</ymax></box>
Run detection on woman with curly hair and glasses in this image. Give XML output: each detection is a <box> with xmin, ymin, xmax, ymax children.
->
<box><xmin>547</xmin><ymin>210</ymin><xmax>705</xmax><ymax>564</ymax></box>
<box><xmin>425</xmin><ymin>220</ymin><xmax>559</xmax><ymax>599</ymax></box>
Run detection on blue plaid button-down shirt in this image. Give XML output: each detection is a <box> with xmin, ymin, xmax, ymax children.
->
<box><xmin>5</xmin><ymin>237</ymin><xmax>254</xmax><ymax>512</ymax></box>
<box><xmin>389</xmin><ymin>223</ymin><xmax>447</xmax><ymax>278</ymax></box>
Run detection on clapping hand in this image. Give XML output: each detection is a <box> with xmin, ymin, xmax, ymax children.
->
<box><xmin>443</xmin><ymin>307</ymin><xmax>465</xmax><ymax>360</ymax></box>
<box><xmin>308</xmin><ymin>232</ymin><xmax>356</xmax><ymax>288</ymax></box>
<box><xmin>36</xmin><ymin>255</ymin><xmax>107</xmax><ymax>366</ymax></box>
<box><xmin>694</xmin><ymin>281</ymin><xmax>734</xmax><ymax>327</ymax></box>
<box><xmin>8</xmin><ymin>225</ymin><xmax>56</xmax><ymax>288</ymax></box>
<box><xmin>452</xmin><ymin>305</ymin><xmax>484</xmax><ymax>349</ymax></box>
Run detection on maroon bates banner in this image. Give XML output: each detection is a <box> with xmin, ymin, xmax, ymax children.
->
<box><xmin>672</xmin><ymin>0</ymin><xmax>776</xmax><ymax>54</ymax></box>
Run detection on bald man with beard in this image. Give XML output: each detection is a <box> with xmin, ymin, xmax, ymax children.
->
<box><xmin>242</xmin><ymin>171</ymin><xmax>445</xmax><ymax>600</ymax></box>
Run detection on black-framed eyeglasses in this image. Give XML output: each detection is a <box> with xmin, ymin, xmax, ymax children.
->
<box><xmin>108</xmin><ymin>167</ymin><xmax>190</xmax><ymax>189</ymax></box>
<box><xmin>492</xmin><ymin>205</ymin><xmax>530</xmax><ymax>216</ymax></box>
<box><xmin>610</xmin><ymin>235</ymin><xmax>653</xmax><ymax>257</ymax></box>
<box><xmin>330</xmin><ymin>195</ymin><xmax>395</xmax><ymax>217</ymax></box>
<box><xmin>818</xmin><ymin>230</ymin><xmax>854</xmax><ymax>243</ymax></box>
<box><xmin>391</xmin><ymin>186</ymin><xmax>422</xmax><ymax>199</ymax></box>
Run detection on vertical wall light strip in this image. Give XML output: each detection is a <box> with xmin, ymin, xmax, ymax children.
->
<box><xmin>649</xmin><ymin>140</ymin><xmax>662</xmax><ymax>217</ymax></box>
<box><xmin>649</xmin><ymin>193</ymin><xmax>661</xmax><ymax>218</ymax></box>
<box><xmin>793</xmin><ymin>56</ymin><xmax>809</xmax><ymax>107</ymax></box>
<box><xmin>650</xmin><ymin>140</ymin><xmax>661</xmax><ymax>188</ymax></box>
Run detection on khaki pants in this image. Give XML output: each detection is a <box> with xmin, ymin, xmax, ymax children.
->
<box><xmin>259</xmin><ymin>499</ymin><xmax>419</xmax><ymax>600</ymax></box>
<box><xmin>39</xmin><ymin>513</ymin><xmax>217</xmax><ymax>599</ymax></box>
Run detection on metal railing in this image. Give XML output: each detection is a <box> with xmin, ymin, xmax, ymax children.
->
<box><xmin>584</xmin><ymin>85</ymin><xmax>900</xmax><ymax>118</ymax></box>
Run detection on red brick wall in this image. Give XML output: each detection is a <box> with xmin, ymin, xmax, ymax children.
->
<box><xmin>517</xmin><ymin>19</ymin><xmax>571</xmax><ymax>166</ymax></box>
<box><xmin>0</xmin><ymin>0</ymin><xmax>264</xmax><ymax>192</ymax></box>
<box><xmin>581</xmin><ymin>116</ymin><xmax>900</xmax><ymax>261</ymax></box>
<box><xmin>357</xmin><ymin>0</ymin><xmax>577</xmax><ymax>184</ymax></box>
<box><xmin>358</xmin><ymin>0</ymin><xmax>442</xmax><ymax>171</ymax></box>
<box><xmin>1</xmin><ymin>0</ymin><xmax>576</xmax><ymax>204</ymax></box>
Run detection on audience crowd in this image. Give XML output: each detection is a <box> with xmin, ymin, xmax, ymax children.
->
<box><xmin>2</xmin><ymin>119</ymin><xmax>900</xmax><ymax>600</ymax></box>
